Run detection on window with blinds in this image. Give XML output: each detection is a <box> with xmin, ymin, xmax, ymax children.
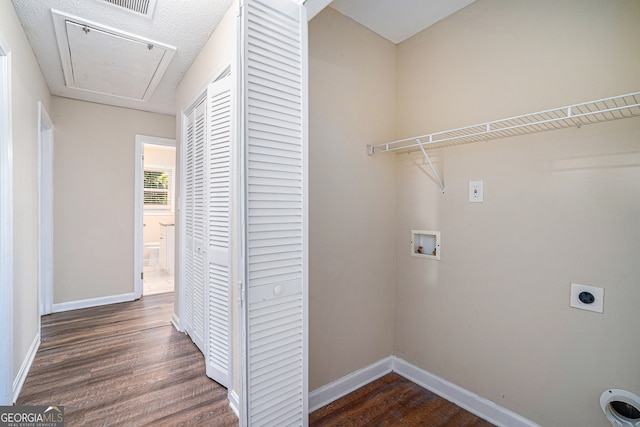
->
<box><xmin>143</xmin><ymin>167</ymin><xmax>174</xmax><ymax>211</ymax></box>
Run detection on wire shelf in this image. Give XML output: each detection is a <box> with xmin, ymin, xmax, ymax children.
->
<box><xmin>367</xmin><ymin>92</ymin><xmax>640</xmax><ymax>155</ymax></box>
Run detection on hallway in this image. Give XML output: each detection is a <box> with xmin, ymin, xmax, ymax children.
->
<box><xmin>17</xmin><ymin>294</ymin><xmax>238</xmax><ymax>426</ymax></box>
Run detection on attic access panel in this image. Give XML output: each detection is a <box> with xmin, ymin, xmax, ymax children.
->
<box><xmin>52</xmin><ymin>10</ymin><xmax>176</xmax><ymax>102</ymax></box>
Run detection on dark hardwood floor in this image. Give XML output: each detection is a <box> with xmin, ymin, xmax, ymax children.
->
<box><xmin>18</xmin><ymin>293</ymin><xmax>238</xmax><ymax>426</ymax></box>
<box><xmin>310</xmin><ymin>373</ymin><xmax>495</xmax><ymax>427</ymax></box>
<box><xmin>19</xmin><ymin>293</ymin><xmax>494</xmax><ymax>426</ymax></box>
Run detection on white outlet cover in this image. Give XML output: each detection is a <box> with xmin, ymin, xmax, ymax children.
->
<box><xmin>469</xmin><ymin>180</ymin><xmax>483</xmax><ymax>203</ymax></box>
<box><xmin>570</xmin><ymin>283</ymin><xmax>604</xmax><ymax>313</ymax></box>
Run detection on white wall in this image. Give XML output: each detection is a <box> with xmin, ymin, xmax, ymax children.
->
<box><xmin>394</xmin><ymin>1</ymin><xmax>640</xmax><ymax>426</ymax></box>
<box><xmin>0</xmin><ymin>0</ymin><xmax>52</xmax><ymax>392</ymax></box>
<box><xmin>51</xmin><ymin>96</ymin><xmax>175</xmax><ymax>304</ymax></box>
<box><xmin>308</xmin><ymin>8</ymin><xmax>398</xmax><ymax>391</ymax></box>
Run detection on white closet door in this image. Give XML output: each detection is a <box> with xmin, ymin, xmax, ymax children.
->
<box><xmin>183</xmin><ymin>105</ymin><xmax>197</xmax><ymax>338</ymax></box>
<box><xmin>205</xmin><ymin>76</ymin><xmax>232</xmax><ymax>387</ymax></box>
<box><xmin>191</xmin><ymin>100</ymin><xmax>207</xmax><ymax>353</ymax></box>
<box><xmin>242</xmin><ymin>0</ymin><xmax>307</xmax><ymax>425</ymax></box>
<box><xmin>184</xmin><ymin>99</ymin><xmax>207</xmax><ymax>352</ymax></box>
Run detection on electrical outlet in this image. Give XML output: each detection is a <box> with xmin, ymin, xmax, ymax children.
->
<box><xmin>570</xmin><ymin>283</ymin><xmax>604</xmax><ymax>313</ymax></box>
<box><xmin>469</xmin><ymin>180</ymin><xmax>483</xmax><ymax>202</ymax></box>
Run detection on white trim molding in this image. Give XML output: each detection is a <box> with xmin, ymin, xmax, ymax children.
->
<box><xmin>392</xmin><ymin>358</ymin><xmax>541</xmax><ymax>427</ymax></box>
<box><xmin>228</xmin><ymin>390</ymin><xmax>240</xmax><ymax>418</ymax></box>
<box><xmin>0</xmin><ymin>32</ymin><xmax>14</xmax><ymax>406</ymax></box>
<box><xmin>53</xmin><ymin>292</ymin><xmax>137</xmax><ymax>313</ymax></box>
<box><xmin>171</xmin><ymin>313</ymin><xmax>182</xmax><ymax>332</ymax></box>
<box><xmin>303</xmin><ymin>0</ymin><xmax>332</xmax><ymax>21</ymax></box>
<box><xmin>308</xmin><ymin>356</ymin><xmax>393</xmax><ymax>412</ymax></box>
<box><xmin>309</xmin><ymin>356</ymin><xmax>540</xmax><ymax>427</ymax></box>
<box><xmin>12</xmin><ymin>334</ymin><xmax>40</xmax><ymax>403</ymax></box>
<box><xmin>37</xmin><ymin>101</ymin><xmax>54</xmax><ymax>318</ymax></box>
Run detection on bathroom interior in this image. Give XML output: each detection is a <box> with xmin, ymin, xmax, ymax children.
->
<box><xmin>143</xmin><ymin>142</ymin><xmax>176</xmax><ymax>295</ymax></box>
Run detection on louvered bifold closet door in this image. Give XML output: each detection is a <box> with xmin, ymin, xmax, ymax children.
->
<box><xmin>243</xmin><ymin>0</ymin><xmax>307</xmax><ymax>425</ymax></box>
<box><xmin>191</xmin><ymin>100</ymin><xmax>207</xmax><ymax>353</ymax></box>
<box><xmin>205</xmin><ymin>76</ymin><xmax>232</xmax><ymax>387</ymax></box>
<box><xmin>183</xmin><ymin>105</ymin><xmax>198</xmax><ymax>337</ymax></box>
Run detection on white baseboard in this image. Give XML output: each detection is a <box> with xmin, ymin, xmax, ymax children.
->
<box><xmin>309</xmin><ymin>355</ymin><xmax>539</xmax><ymax>427</ymax></box>
<box><xmin>52</xmin><ymin>292</ymin><xmax>137</xmax><ymax>313</ymax></box>
<box><xmin>228</xmin><ymin>389</ymin><xmax>240</xmax><ymax>418</ymax></box>
<box><xmin>13</xmin><ymin>333</ymin><xmax>40</xmax><ymax>403</ymax></box>
<box><xmin>392</xmin><ymin>357</ymin><xmax>540</xmax><ymax>427</ymax></box>
<box><xmin>171</xmin><ymin>313</ymin><xmax>182</xmax><ymax>332</ymax></box>
<box><xmin>308</xmin><ymin>356</ymin><xmax>394</xmax><ymax>412</ymax></box>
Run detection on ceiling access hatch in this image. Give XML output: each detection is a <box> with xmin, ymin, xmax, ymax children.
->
<box><xmin>51</xmin><ymin>10</ymin><xmax>176</xmax><ymax>102</ymax></box>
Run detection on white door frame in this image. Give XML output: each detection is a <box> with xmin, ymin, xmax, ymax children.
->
<box><xmin>0</xmin><ymin>32</ymin><xmax>14</xmax><ymax>405</ymax></box>
<box><xmin>304</xmin><ymin>0</ymin><xmax>332</xmax><ymax>20</ymax></box>
<box><xmin>134</xmin><ymin>135</ymin><xmax>176</xmax><ymax>299</ymax></box>
<box><xmin>38</xmin><ymin>101</ymin><xmax>54</xmax><ymax>318</ymax></box>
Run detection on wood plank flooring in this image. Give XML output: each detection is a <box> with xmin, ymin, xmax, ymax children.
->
<box><xmin>20</xmin><ymin>293</ymin><xmax>495</xmax><ymax>426</ymax></box>
<box><xmin>17</xmin><ymin>293</ymin><xmax>238</xmax><ymax>426</ymax></box>
<box><xmin>310</xmin><ymin>373</ymin><xmax>496</xmax><ymax>427</ymax></box>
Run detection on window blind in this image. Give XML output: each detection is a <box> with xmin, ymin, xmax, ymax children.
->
<box><xmin>144</xmin><ymin>167</ymin><xmax>173</xmax><ymax>209</ymax></box>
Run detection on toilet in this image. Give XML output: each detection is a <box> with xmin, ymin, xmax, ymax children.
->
<box><xmin>600</xmin><ymin>389</ymin><xmax>640</xmax><ymax>427</ymax></box>
<box><xmin>144</xmin><ymin>242</ymin><xmax>160</xmax><ymax>267</ymax></box>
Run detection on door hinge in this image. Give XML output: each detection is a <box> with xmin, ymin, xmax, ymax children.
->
<box><xmin>141</xmin><ymin>272</ymin><xmax>144</xmax><ymax>280</ymax></box>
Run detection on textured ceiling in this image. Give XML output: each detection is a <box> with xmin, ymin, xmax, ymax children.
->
<box><xmin>330</xmin><ymin>0</ymin><xmax>476</xmax><ymax>44</ymax></box>
<box><xmin>11</xmin><ymin>0</ymin><xmax>234</xmax><ymax>115</ymax></box>
<box><xmin>11</xmin><ymin>0</ymin><xmax>476</xmax><ymax>115</ymax></box>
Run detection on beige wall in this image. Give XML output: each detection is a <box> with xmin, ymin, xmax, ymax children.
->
<box><xmin>0</xmin><ymin>1</ymin><xmax>52</xmax><ymax>384</ymax></box>
<box><xmin>51</xmin><ymin>96</ymin><xmax>175</xmax><ymax>303</ymax></box>
<box><xmin>395</xmin><ymin>1</ymin><xmax>640</xmax><ymax>426</ymax></box>
<box><xmin>308</xmin><ymin>8</ymin><xmax>397</xmax><ymax>391</ymax></box>
<box><xmin>175</xmin><ymin>1</ymin><xmax>236</xmax><ymax>111</ymax></box>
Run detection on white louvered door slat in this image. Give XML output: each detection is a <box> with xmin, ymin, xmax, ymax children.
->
<box><xmin>192</xmin><ymin>100</ymin><xmax>207</xmax><ymax>353</ymax></box>
<box><xmin>183</xmin><ymin>105</ymin><xmax>198</xmax><ymax>338</ymax></box>
<box><xmin>243</xmin><ymin>0</ymin><xmax>307</xmax><ymax>425</ymax></box>
<box><xmin>205</xmin><ymin>75</ymin><xmax>232</xmax><ymax>387</ymax></box>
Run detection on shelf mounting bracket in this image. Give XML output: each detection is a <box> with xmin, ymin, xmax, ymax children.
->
<box><xmin>416</xmin><ymin>138</ymin><xmax>445</xmax><ymax>195</ymax></box>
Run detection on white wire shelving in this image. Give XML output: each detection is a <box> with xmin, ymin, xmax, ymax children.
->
<box><xmin>367</xmin><ymin>91</ymin><xmax>640</xmax><ymax>155</ymax></box>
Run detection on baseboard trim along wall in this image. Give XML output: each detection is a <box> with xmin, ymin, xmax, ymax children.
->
<box><xmin>392</xmin><ymin>358</ymin><xmax>541</xmax><ymax>427</ymax></box>
<box><xmin>308</xmin><ymin>356</ymin><xmax>394</xmax><ymax>412</ymax></box>
<box><xmin>171</xmin><ymin>313</ymin><xmax>182</xmax><ymax>332</ymax></box>
<box><xmin>309</xmin><ymin>356</ymin><xmax>540</xmax><ymax>427</ymax></box>
<box><xmin>228</xmin><ymin>390</ymin><xmax>240</xmax><ymax>418</ymax></box>
<box><xmin>13</xmin><ymin>333</ymin><xmax>40</xmax><ymax>403</ymax></box>
<box><xmin>52</xmin><ymin>292</ymin><xmax>137</xmax><ymax>313</ymax></box>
